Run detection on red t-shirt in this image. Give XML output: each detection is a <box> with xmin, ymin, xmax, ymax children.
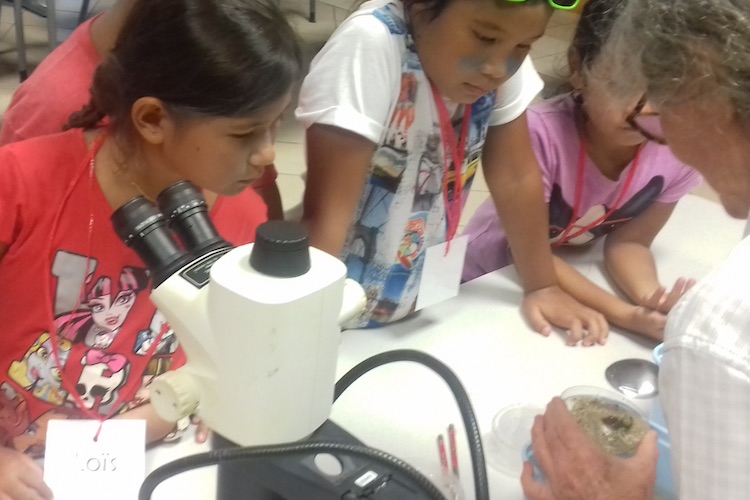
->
<box><xmin>0</xmin><ymin>129</ymin><xmax>267</xmax><ymax>457</ymax></box>
<box><xmin>0</xmin><ymin>19</ymin><xmax>100</xmax><ymax>146</ymax></box>
<box><xmin>0</xmin><ymin>16</ymin><xmax>278</xmax><ymax>188</ymax></box>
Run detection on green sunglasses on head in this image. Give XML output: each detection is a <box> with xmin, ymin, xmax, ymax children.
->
<box><xmin>505</xmin><ymin>0</ymin><xmax>580</xmax><ymax>10</ymax></box>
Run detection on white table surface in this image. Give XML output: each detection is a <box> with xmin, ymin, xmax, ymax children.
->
<box><xmin>143</xmin><ymin>194</ymin><xmax>745</xmax><ymax>500</ymax></box>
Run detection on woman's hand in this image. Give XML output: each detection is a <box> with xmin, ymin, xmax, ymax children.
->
<box><xmin>522</xmin><ymin>286</ymin><xmax>609</xmax><ymax>346</ymax></box>
<box><xmin>521</xmin><ymin>398</ymin><xmax>658</xmax><ymax>500</ymax></box>
<box><xmin>641</xmin><ymin>277</ymin><xmax>696</xmax><ymax>314</ymax></box>
<box><xmin>0</xmin><ymin>447</ymin><xmax>53</xmax><ymax>500</ymax></box>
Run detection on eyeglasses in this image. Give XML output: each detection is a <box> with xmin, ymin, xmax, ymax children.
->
<box><xmin>627</xmin><ymin>97</ymin><xmax>666</xmax><ymax>145</ymax></box>
<box><xmin>505</xmin><ymin>0</ymin><xmax>580</xmax><ymax>10</ymax></box>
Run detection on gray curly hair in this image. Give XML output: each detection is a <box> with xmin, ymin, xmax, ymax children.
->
<box><xmin>604</xmin><ymin>0</ymin><xmax>750</xmax><ymax>119</ymax></box>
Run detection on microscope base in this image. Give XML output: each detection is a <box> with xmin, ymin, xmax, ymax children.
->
<box><xmin>213</xmin><ymin>420</ymin><xmax>426</xmax><ymax>499</ymax></box>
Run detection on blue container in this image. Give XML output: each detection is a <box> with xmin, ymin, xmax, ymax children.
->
<box><xmin>650</xmin><ymin>343</ymin><xmax>676</xmax><ymax>498</ymax></box>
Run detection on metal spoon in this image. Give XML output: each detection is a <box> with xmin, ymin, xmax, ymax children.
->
<box><xmin>605</xmin><ymin>359</ymin><xmax>659</xmax><ymax>399</ymax></box>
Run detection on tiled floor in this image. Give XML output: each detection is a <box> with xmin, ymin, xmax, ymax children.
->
<box><xmin>0</xmin><ymin>0</ymin><xmax>718</xmax><ymax>228</ymax></box>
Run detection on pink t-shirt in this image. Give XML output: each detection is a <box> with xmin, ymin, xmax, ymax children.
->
<box><xmin>462</xmin><ymin>95</ymin><xmax>703</xmax><ymax>282</ymax></box>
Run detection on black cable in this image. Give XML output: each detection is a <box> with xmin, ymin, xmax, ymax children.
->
<box><xmin>334</xmin><ymin>349</ymin><xmax>490</xmax><ymax>500</ymax></box>
<box><xmin>139</xmin><ymin>440</ymin><xmax>447</xmax><ymax>500</ymax></box>
<box><xmin>140</xmin><ymin>349</ymin><xmax>488</xmax><ymax>500</ymax></box>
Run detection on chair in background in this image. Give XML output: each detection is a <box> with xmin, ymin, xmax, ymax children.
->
<box><xmin>1</xmin><ymin>0</ymin><xmax>90</xmax><ymax>81</ymax></box>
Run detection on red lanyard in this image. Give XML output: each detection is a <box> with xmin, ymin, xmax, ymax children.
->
<box><xmin>552</xmin><ymin>139</ymin><xmax>641</xmax><ymax>247</ymax></box>
<box><xmin>45</xmin><ymin>132</ymin><xmax>167</xmax><ymax>439</ymax></box>
<box><xmin>430</xmin><ymin>81</ymin><xmax>472</xmax><ymax>245</ymax></box>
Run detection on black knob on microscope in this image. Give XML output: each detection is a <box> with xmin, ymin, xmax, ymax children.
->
<box><xmin>249</xmin><ymin>221</ymin><xmax>311</xmax><ymax>278</ymax></box>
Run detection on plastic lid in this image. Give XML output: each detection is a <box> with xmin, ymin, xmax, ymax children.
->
<box><xmin>484</xmin><ymin>404</ymin><xmax>543</xmax><ymax>476</ymax></box>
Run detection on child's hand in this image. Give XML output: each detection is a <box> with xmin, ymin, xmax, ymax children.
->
<box><xmin>522</xmin><ymin>286</ymin><xmax>609</xmax><ymax>347</ymax></box>
<box><xmin>641</xmin><ymin>277</ymin><xmax>697</xmax><ymax>314</ymax></box>
<box><xmin>624</xmin><ymin>306</ymin><xmax>668</xmax><ymax>340</ymax></box>
<box><xmin>191</xmin><ymin>415</ymin><xmax>211</xmax><ymax>443</ymax></box>
<box><xmin>0</xmin><ymin>446</ymin><xmax>53</xmax><ymax>500</ymax></box>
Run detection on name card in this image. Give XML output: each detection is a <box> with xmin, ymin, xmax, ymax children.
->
<box><xmin>416</xmin><ymin>235</ymin><xmax>468</xmax><ymax>311</ymax></box>
<box><xmin>45</xmin><ymin>419</ymin><xmax>146</xmax><ymax>500</ymax></box>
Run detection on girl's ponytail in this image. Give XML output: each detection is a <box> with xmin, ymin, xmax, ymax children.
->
<box><xmin>65</xmin><ymin>57</ymin><xmax>127</xmax><ymax>131</ymax></box>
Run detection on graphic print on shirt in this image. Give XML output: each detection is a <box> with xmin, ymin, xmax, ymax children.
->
<box><xmin>342</xmin><ymin>2</ymin><xmax>496</xmax><ymax>327</ymax></box>
<box><xmin>13</xmin><ymin>408</ymin><xmax>76</xmax><ymax>457</ymax></box>
<box><xmin>130</xmin><ymin>310</ymin><xmax>178</xmax><ymax>409</ymax></box>
<box><xmin>386</xmin><ymin>73</ymin><xmax>418</xmax><ymax>150</ymax></box>
<box><xmin>1</xmin><ymin>380</ymin><xmax>76</xmax><ymax>456</ymax></box>
<box><xmin>0</xmin><ymin>382</ymin><xmax>30</xmax><ymax>447</ymax></box>
<box><xmin>68</xmin><ymin>349</ymin><xmax>130</xmax><ymax>414</ymax></box>
<box><xmin>56</xmin><ymin>265</ymin><xmax>149</xmax><ymax>349</ymax></box>
<box><xmin>133</xmin><ymin>311</ymin><xmax>178</xmax><ymax>357</ymax></box>
<box><xmin>346</xmin><ymin>71</ymin><xmax>415</xmax><ymax>288</ymax></box>
<box><xmin>549</xmin><ymin>176</ymin><xmax>665</xmax><ymax>245</ymax></box>
<box><xmin>0</xmin><ymin>382</ymin><xmax>74</xmax><ymax>457</ymax></box>
<box><xmin>414</xmin><ymin>133</ymin><xmax>442</xmax><ymax>212</ymax></box>
<box><xmin>8</xmin><ymin>333</ymin><xmax>72</xmax><ymax>406</ymax></box>
<box><xmin>373</xmin><ymin>2</ymin><xmax>407</xmax><ymax>35</ymax></box>
<box><xmin>1</xmin><ymin>247</ymin><xmax>183</xmax><ymax>457</ymax></box>
<box><xmin>371</xmin><ymin>214</ymin><xmax>427</xmax><ymax>322</ymax></box>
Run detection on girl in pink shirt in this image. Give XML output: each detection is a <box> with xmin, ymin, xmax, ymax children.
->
<box><xmin>463</xmin><ymin>0</ymin><xmax>702</xmax><ymax>342</ymax></box>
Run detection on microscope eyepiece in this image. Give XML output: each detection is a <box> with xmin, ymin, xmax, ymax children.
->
<box><xmin>111</xmin><ymin>196</ymin><xmax>194</xmax><ymax>287</ymax></box>
<box><xmin>156</xmin><ymin>181</ymin><xmax>231</xmax><ymax>257</ymax></box>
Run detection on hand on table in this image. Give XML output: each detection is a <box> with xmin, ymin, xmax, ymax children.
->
<box><xmin>520</xmin><ymin>398</ymin><xmax>658</xmax><ymax>500</ymax></box>
<box><xmin>641</xmin><ymin>277</ymin><xmax>696</xmax><ymax>314</ymax></box>
<box><xmin>0</xmin><ymin>446</ymin><xmax>53</xmax><ymax>500</ymax></box>
<box><xmin>623</xmin><ymin>305</ymin><xmax>667</xmax><ymax>341</ymax></box>
<box><xmin>522</xmin><ymin>286</ymin><xmax>609</xmax><ymax>346</ymax></box>
<box><xmin>191</xmin><ymin>415</ymin><xmax>211</xmax><ymax>444</ymax></box>
<box><xmin>162</xmin><ymin>415</ymin><xmax>210</xmax><ymax>444</ymax></box>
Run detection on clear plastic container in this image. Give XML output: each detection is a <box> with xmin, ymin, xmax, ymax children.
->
<box><xmin>561</xmin><ymin>385</ymin><xmax>649</xmax><ymax>456</ymax></box>
<box><xmin>524</xmin><ymin>386</ymin><xmax>648</xmax><ymax>482</ymax></box>
<box><xmin>485</xmin><ymin>404</ymin><xmax>542</xmax><ymax>476</ymax></box>
<box><xmin>523</xmin><ymin>383</ymin><xmax>676</xmax><ymax>499</ymax></box>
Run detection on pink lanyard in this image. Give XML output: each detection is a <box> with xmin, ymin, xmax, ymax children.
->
<box><xmin>553</xmin><ymin>139</ymin><xmax>641</xmax><ymax>247</ymax></box>
<box><xmin>430</xmin><ymin>81</ymin><xmax>472</xmax><ymax>245</ymax></box>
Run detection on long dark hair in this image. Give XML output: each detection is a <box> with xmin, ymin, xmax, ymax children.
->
<box><xmin>66</xmin><ymin>0</ymin><xmax>302</xmax><ymax>136</ymax></box>
<box><xmin>541</xmin><ymin>0</ymin><xmax>623</xmax><ymax>98</ymax></box>
<box><xmin>570</xmin><ymin>0</ymin><xmax>625</xmax><ymax>70</ymax></box>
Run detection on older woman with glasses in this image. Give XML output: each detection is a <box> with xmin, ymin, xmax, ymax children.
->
<box><xmin>463</xmin><ymin>0</ymin><xmax>702</xmax><ymax>343</ymax></box>
<box><xmin>523</xmin><ymin>0</ymin><xmax>750</xmax><ymax>499</ymax></box>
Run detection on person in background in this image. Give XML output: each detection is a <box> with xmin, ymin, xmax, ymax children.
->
<box><xmin>522</xmin><ymin>0</ymin><xmax>750</xmax><ymax>498</ymax></box>
<box><xmin>296</xmin><ymin>0</ymin><xmax>608</xmax><ymax>340</ymax></box>
<box><xmin>0</xmin><ymin>0</ymin><xmax>300</xmax><ymax>497</ymax></box>
<box><xmin>0</xmin><ymin>0</ymin><xmax>285</xmax><ymax>220</ymax></box>
<box><xmin>462</xmin><ymin>0</ymin><xmax>702</xmax><ymax>342</ymax></box>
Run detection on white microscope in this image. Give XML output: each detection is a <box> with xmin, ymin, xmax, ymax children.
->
<box><xmin>111</xmin><ymin>182</ymin><xmax>478</xmax><ymax>500</ymax></box>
